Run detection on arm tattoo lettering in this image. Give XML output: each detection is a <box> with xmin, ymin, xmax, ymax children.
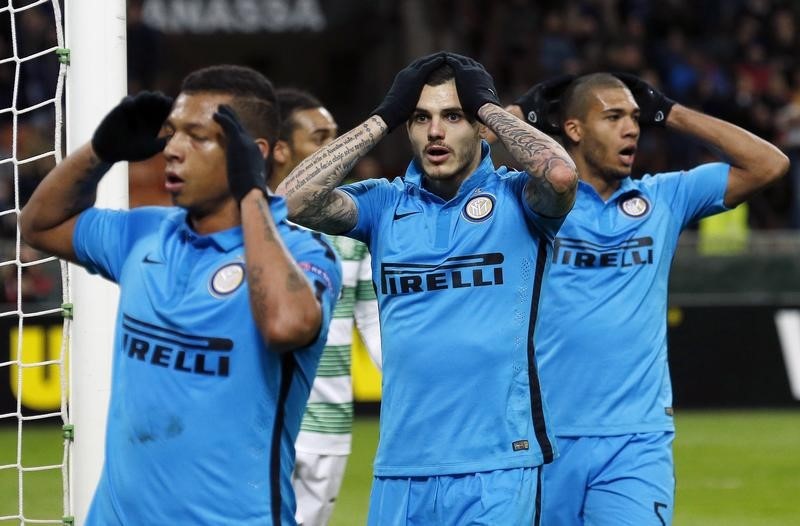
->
<box><xmin>279</xmin><ymin>117</ymin><xmax>385</xmax><ymax>233</ymax></box>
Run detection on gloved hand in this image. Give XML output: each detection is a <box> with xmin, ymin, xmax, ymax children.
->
<box><xmin>513</xmin><ymin>74</ymin><xmax>575</xmax><ymax>135</ymax></box>
<box><xmin>444</xmin><ymin>52</ymin><xmax>500</xmax><ymax>119</ymax></box>
<box><xmin>372</xmin><ymin>52</ymin><xmax>446</xmax><ymax>131</ymax></box>
<box><xmin>91</xmin><ymin>91</ymin><xmax>173</xmax><ymax>163</ymax></box>
<box><xmin>614</xmin><ymin>72</ymin><xmax>675</xmax><ymax>126</ymax></box>
<box><xmin>213</xmin><ymin>105</ymin><xmax>267</xmax><ymax>203</ymax></box>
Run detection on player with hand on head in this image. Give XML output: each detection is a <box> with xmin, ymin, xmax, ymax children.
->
<box><xmin>269</xmin><ymin>87</ymin><xmax>382</xmax><ymax>526</ymax></box>
<box><xmin>20</xmin><ymin>65</ymin><xmax>342</xmax><ymax>526</ymax></box>
<box><xmin>278</xmin><ymin>51</ymin><xmax>577</xmax><ymax>525</ymax></box>
<box><xmin>508</xmin><ymin>72</ymin><xmax>788</xmax><ymax>525</ymax></box>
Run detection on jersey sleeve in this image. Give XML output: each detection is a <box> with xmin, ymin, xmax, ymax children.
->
<box><xmin>654</xmin><ymin>162</ymin><xmax>731</xmax><ymax>228</ymax></box>
<box><xmin>353</xmin><ymin>248</ymin><xmax>382</xmax><ymax>370</ymax></box>
<box><xmin>339</xmin><ymin>178</ymin><xmax>400</xmax><ymax>245</ymax></box>
<box><xmin>508</xmin><ymin>170</ymin><xmax>568</xmax><ymax>241</ymax></box>
<box><xmin>72</xmin><ymin>207</ymin><xmax>166</xmax><ymax>283</ymax></box>
<box><xmin>295</xmin><ymin>233</ymin><xmax>343</xmax><ymax>335</ymax></box>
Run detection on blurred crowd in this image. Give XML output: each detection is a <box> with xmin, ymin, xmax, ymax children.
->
<box><xmin>402</xmin><ymin>0</ymin><xmax>799</xmax><ymax>229</ymax></box>
<box><xmin>1</xmin><ymin>0</ymin><xmax>799</xmax><ymax>307</ymax></box>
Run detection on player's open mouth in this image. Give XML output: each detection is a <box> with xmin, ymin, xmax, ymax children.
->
<box><xmin>618</xmin><ymin>145</ymin><xmax>636</xmax><ymax>166</ymax></box>
<box><xmin>165</xmin><ymin>173</ymin><xmax>184</xmax><ymax>192</ymax></box>
<box><xmin>425</xmin><ymin>144</ymin><xmax>451</xmax><ymax>164</ymax></box>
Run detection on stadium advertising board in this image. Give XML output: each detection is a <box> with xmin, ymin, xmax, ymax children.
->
<box><xmin>0</xmin><ymin>314</ymin><xmax>64</xmax><ymax>416</ymax></box>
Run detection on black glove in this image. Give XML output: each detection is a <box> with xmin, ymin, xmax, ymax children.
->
<box><xmin>91</xmin><ymin>91</ymin><xmax>173</xmax><ymax>163</ymax></box>
<box><xmin>372</xmin><ymin>52</ymin><xmax>446</xmax><ymax>131</ymax></box>
<box><xmin>614</xmin><ymin>72</ymin><xmax>675</xmax><ymax>126</ymax></box>
<box><xmin>513</xmin><ymin>74</ymin><xmax>575</xmax><ymax>135</ymax></box>
<box><xmin>444</xmin><ymin>52</ymin><xmax>500</xmax><ymax>119</ymax></box>
<box><xmin>213</xmin><ymin>105</ymin><xmax>267</xmax><ymax>203</ymax></box>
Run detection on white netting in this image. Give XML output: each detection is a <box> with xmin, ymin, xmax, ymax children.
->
<box><xmin>0</xmin><ymin>1</ymin><xmax>69</xmax><ymax>525</ymax></box>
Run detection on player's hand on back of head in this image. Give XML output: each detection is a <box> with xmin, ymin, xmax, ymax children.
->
<box><xmin>91</xmin><ymin>91</ymin><xmax>173</xmax><ymax>163</ymax></box>
<box><xmin>213</xmin><ymin>105</ymin><xmax>267</xmax><ymax>204</ymax></box>
<box><xmin>372</xmin><ymin>52</ymin><xmax>447</xmax><ymax>132</ymax></box>
<box><xmin>444</xmin><ymin>52</ymin><xmax>500</xmax><ymax>120</ymax></box>
<box><xmin>613</xmin><ymin>72</ymin><xmax>675</xmax><ymax>127</ymax></box>
<box><xmin>513</xmin><ymin>74</ymin><xmax>575</xmax><ymax>135</ymax></box>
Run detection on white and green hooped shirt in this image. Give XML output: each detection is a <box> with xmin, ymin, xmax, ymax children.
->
<box><xmin>295</xmin><ymin>235</ymin><xmax>382</xmax><ymax>456</ymax></box>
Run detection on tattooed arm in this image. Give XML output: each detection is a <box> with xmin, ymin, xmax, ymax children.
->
<box><xmin>20</xmin><ymin>143</ymin><xmax>110</xmax><ymax>262</ymax></box>
<box><xmin>478</xmin><ymin>104</ymin><xmax>578</xmax><ymax>217</ymax></box>
<box><xmin>276</xmin><ymin>116</ymin><xmax>387</xmax><ymax>234</ymax></box>
<box><xmin>240</xmin><ymin>190</ymin><xmax>323</xmax><ymax>352</ymax></box>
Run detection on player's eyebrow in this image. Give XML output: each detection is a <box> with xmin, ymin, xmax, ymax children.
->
<box><xmin>164</xmin><ymin>119</ymin><xmax>212</xmax><ymax>133</ymax></box>
<box><xmin>600</xmin><ymin>107</ymin><xmax>635</xmax><ymax>116</ymax></box>
<box><xmin>412</xmin><ymin>106</ymin><xmax>464</xmax><ymax>115</ymax></box>
<box><xmin>310</xmin><ymin>125</ymin><xmax>337</xmax><ymax>134</ymax></box>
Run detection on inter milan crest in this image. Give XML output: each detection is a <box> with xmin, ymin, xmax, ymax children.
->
<box><xmin>463</xmin><ymin>194</ymin><xmax>495</xmax><ymax>222</ymax></box>
<box><xmin>619</xmin><ymin>195</ymin><xmax>650</xmax><ymax>218</ymax></box>
<box><xmin>209</xmin><ymin>262</ymin><xmax>245</xmax><ymax>297</ymax></box>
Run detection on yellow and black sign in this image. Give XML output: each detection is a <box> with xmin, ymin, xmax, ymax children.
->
<box><xmin>0</xmin><ymin>315</ymin><xmax>65</xmax><ymax>414</ymax></box>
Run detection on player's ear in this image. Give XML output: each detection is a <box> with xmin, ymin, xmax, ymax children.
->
<box><xmin>477</xmin><ymin>123</ymin><xmax>489</xmax><ymax>140</ymax></box>
<box><xmin>562</xmin><ymin>118</ymin><xmax>581</xmax><ymax>143</ymax></box>
<box><xmin>272</xmin><ymin>139</ymin><xmax>289</xmax><ymax>164</ymax></box>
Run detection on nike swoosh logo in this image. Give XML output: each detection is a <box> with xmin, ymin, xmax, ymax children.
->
<box><xmin>142</xmin><ymin>255</ymin><xmax>163</xmax><ymax>264</ymax></box>
<box><xmin>392</xmin><ymin>211</ymin><xmax>421</xmax><ymax>221</ymax></box>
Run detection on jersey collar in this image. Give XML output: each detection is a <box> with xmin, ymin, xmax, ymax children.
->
<box><xmin>174</xmin><ymin>193</ymin><xmax>289</xmax><ymax>252</ymax></box>
<box><xmin>578</xmin><ymin>177</ymin><xmax>642</xmax><ymax>204</ymax></box>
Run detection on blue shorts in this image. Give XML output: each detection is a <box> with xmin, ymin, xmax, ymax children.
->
<box><xmin>368</xmin><ymin>467</ymin><xmax>542</xmax><ymax>526</ymax></box>
<box><xmin>542</xmin><ymin>432</ymin><xmax>675</xmax><ymax>526</ymax></box>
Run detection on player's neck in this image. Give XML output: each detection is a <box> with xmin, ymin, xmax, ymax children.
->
<box><xmin>188</xmin><ymin>199</ymin><xmax>241</xmax><ymax>235</ymax></box>
<box><xmin>573</xmin><ymin>156</ymin><xmax>622</xmax><ymax>201</ymax></box>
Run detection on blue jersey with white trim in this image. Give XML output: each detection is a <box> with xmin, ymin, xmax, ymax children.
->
<box><xmin>74</xmin><ymin>196</ymin><xmax>341</xmax><ymax>526</ymax></box>
<box><xmin>536</xmin><ymin>163</ymin><xmax>730</xmax><ymax>436</ymax></box>
<box><xmin>340</xmin><ymin>142</ymin><xmax>563</xmax><ymax>477</ymax></box>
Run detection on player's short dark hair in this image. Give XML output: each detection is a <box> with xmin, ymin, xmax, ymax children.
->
<box><xmin>560</xmin><ymin>73</ymin><xmax>627</xmax><ymax>122</ymax></box>
<box><xmin>180</xmin><ymin>64</ymin><xmax>280</xmax><ymax>145</ymax></box>
<box><xmin>275</xmin><ymin>88</ymin><xmax>323</xmax><ymax>142</ymax></box>
<box><xmin>426</xmin><ymin>64</ymin><xmax>455</xmax><ymax>87</ymax></box>
<box><xmin>422</xmin><ymin>63</ymin><xmax>478</xmax><ymax>123</ymax></box>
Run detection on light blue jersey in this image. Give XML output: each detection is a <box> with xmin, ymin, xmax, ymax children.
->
<box><xmin>341</xmin><ymin>142</ymin><xmax>563</xmax><ymax>477</ymax></box>
<box><xmin>75</xmin><ymin>196</ymin><xmax>341</xmax><ymax>526</ymax></box>
<box><xmin>536</xmin><ymin>163</ymin><xmax>730</xmax><ymax>436</ymax></box>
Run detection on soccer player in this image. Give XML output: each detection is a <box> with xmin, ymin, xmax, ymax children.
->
<box><xmin>270</xmin><ymin>87</ymin><xmax>382</xmax><ymax>526</ymax></box>
<box><xmin>508</xmin><ymin>73</ymin><xmax>789</xmax><ymax>525</ymax></box>
<box><xmin>277</xmin><ymin>52</ymin><xmax>578</xmax><ymax>525</ymax></box>
<box><xmin>19</xmin><ymin>65</ymin><xmax>342</xmax><ymax>525</ymax></box>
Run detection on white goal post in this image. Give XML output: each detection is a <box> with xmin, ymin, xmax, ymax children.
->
<box><xmin>65</xmin><ymin>1</ymin><xmax>127</xmax><ymax>524</ymax></box>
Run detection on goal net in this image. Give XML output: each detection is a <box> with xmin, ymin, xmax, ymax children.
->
<box><xmin>0</xmin><ymin>1</ymin><xmax>127</xmax><ymax>525</ymax></box>
<box><xmin>0</xmin><ymin>0</ymin><xmax>70</xmax><ymax>524</ymax></box>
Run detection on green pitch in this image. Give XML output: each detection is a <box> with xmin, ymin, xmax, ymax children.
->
<box><xmin>0</xmin><ymin>410</ymin><xmax>797</xmax><ymax>525</ymax></box>
<box><xmin>334</xmin><ymin>410</ymin><xmax>800</xmax><ymax>525</ymax></box>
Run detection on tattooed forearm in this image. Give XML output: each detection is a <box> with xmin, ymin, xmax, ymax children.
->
<box><xmin>256</xmin><ymin>197</ymin><xmax>278</xmax><ymax>243</ymax></box>
<box><xmin>479</xmin><ymin>104</ymin><xmax>577</xmax><ymax>216</ymax></box>
<box><xmin>252</xmin><ymin>195</ymin><xmax>316</xmax><ymax>296</ymax></box>
<box><xmin>277</xmin><ymin>116</ymin><xmax>386</xmax><ymax>232</ymax></box>
<box><xmin>62</xmin><ymin>155</ymin><xmax>111</xmax><ymax>217</ymax></box>
<box><xmin>285</xmin><ymin>268</ymin><xmax>306</xmax><ymax>292</ymax></box>
<box><xmin>248</xmin><ymin>266</ymin><xmax>269</xmax><ymax>316</ymax></box>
